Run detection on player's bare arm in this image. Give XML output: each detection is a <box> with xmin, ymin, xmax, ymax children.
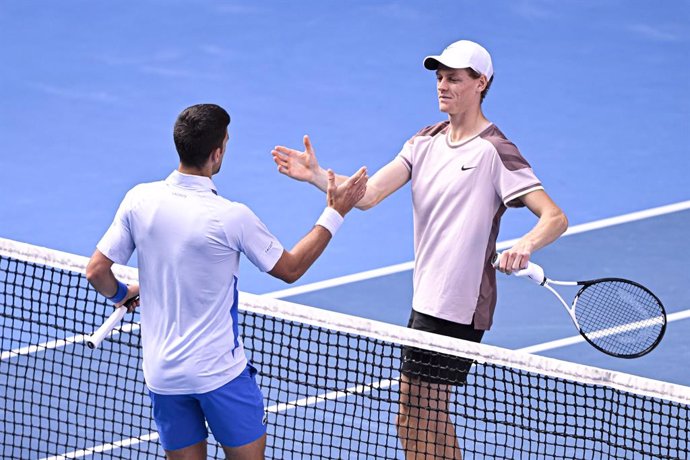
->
<box><xmin>272</xmin><ymin>135</ymin><xmax>409</xmax><ymax>210</ymax></box>
<box><xmin>497</xmin><ymin>190</ymin><xmax>568</xmax><ymax>274</ymax></box>
<box><xmin>86</xmin><ymin>250</ymin><xmax>140</xmax><ymax>310</ymax></box>
<box><xmin>269</xmin><ymin>167</ymin><xmax>368</xmax><ymax>283</ymax></box>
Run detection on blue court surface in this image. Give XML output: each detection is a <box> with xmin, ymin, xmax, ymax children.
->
<box><xmin>1</xmin><ymin>0</ymin><xmax>689</xmax><ymax>457</ymax></box>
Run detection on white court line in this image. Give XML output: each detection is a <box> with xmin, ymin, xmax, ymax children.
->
<box><xmin>266</xmin><ymin>377</ymin><xmax>395</xmax><ymax>413</ymax></box>
<box><xmin>40</xmin><ymin>433</ymin><xmax>160</xmax><ymax>460</ymax></box>
<box><xmin>519</xmin><ymin>309</ymin><xmax>690</xmax><ymax>354</ymax></box>
<box><xmin>1</xmin><ymin>323</ymin><xmax>140</xmax><ymax>362</ymax></box>
<box><xmin>578</xmin><ymin>316</ymin><xmax>664</xmax><ymax>340</ymax></box>
<box><xmin>2</xmin><ymin>334</ymin><xmax>91</xmax><ymax>361</ymax></box>
<box><xmin>41</xmin><ymin>307</ymin><xmax>690</xmax><ymax>459</ymax></box>
<box><xmin>264</xmin><ymin>200</ymin><xmax>690</xmax><ymax>299</ymax></box>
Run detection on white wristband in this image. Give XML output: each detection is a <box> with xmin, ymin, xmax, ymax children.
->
<box><xmin>316</xmin><ymin>207</ymin><xmax>344</xmax><ymax>236</ymax></box>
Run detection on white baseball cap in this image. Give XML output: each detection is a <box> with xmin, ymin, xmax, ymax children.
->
<box><xmin>423</xmin><ymin>40</ymin><xmax>493</xmax><ymax>80</ymax></box>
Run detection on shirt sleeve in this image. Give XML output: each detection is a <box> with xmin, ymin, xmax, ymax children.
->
<box><xmin>96</xmin><ymin>190</ymin><xmax>136</xmax><ymax>265</ymax></box>
<box><xmin>224</xmin><ymin>204</ymin><xmax>284</xmax><ymax>272</ymax></box>
<box><xmin>489</xmin><ymin>140</ymin><xmax>543</xmax><ymax>208</ymax></box>
<box><xmin>396</xmin><ymin>122</ymin><xmax>449</xmax><ymax>172</ymax></box>
<box><xmin>396</xmin><ymin>140</ymin><xmax>413</xmax><ymax>172</ymax></box>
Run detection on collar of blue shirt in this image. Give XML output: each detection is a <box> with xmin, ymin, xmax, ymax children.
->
<box><xmin>166</xmin><ymin>170</ymin><xmax>217</xmax><ymax>195</ymax></box>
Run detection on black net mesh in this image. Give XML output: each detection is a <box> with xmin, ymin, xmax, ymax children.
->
<box><xmin>1</xmin><ymin>253</ymin><xmax>688</xmax><ymax>459</ymax></box>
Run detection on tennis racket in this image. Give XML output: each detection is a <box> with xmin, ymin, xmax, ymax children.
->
<box><xmin>494</xmin><ymin>256</ymin><xmax>666</xmax><ymax>358</ymax></box>
<box><xmin>86</xmin><ymin>296</ymin><xmax>139</xmax><ymax>349</ymax></box>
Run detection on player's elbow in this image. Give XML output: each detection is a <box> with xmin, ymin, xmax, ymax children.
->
<box><xmin>268</xmin><ymin>254</ymin><xmax>304</xmax><ymax>284</ymax></box>
<box><xmin>554</xmin><ymin>210</ymin><xmax>569</xmax><ymax>236</ymax></box>
<box><xmin>277</xmin><ymin>270</ymin><xmax>301</xmax><ymax>284</ymax></box>
<box><xmin>85</xmin><ymin>260</ymin><xmax>108</xmax><ymax>287</ymax></box>
<box><xmin>85</xmin><ymin>267</ymin><xmax>96</xmax><ymax>285</ymax></box>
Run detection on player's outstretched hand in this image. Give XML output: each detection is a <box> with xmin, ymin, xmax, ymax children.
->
<box><xmin>272</xmin><ymin>135</ymin><xmax>322</xmax><ymax>184</ymax></box>
<box><xmin>327</xmin><ymin>167</ymin><xmax>367</xmax><ymax>217</ymax></box>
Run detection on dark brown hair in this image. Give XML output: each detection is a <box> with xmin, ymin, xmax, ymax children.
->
<box><xmin>466</xmin><ymin>68</ymin><xmax>493</xmax><ymax>103</ymax></box>
<box><xmin>173</xmin><ymin>104</ymin><xmax>230</xmax><ymax>168</ymax></box>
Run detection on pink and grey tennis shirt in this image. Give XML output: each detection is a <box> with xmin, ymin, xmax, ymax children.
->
<box><xmin>396</xmin><ymin>122</ymin><xmax>543</xmax><ymax>330</ymax></box>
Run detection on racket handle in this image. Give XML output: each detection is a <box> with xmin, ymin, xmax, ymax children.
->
<box><xmin>514</xmin><ymin>262</ymin><xmax>546</xmax><ymax>285</ymax></box>
<box><xmin>492</xmin><ymin>253</ymin><xmax>546</xmax><ymax>285</ymax></box>
<box><xmin>86</xmin><ymin>306</ymin><xmax>127</xmax><ymax>349</ymax></box>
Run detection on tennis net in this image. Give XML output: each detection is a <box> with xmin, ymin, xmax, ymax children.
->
<box><xmin>1</xmin><ymin>237</ymin><xmax>689</xmax><ymax>459</ymax></box>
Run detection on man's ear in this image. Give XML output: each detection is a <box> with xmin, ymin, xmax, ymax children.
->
<box><xmin>477</xmin><ymin>75</ymin><xmax>488</xmax><ymax>92</ymax></box>
<box><xmin>212</xmin><ymin>147</ymin><xmax>222</xmax><ymax>163</ymax></box>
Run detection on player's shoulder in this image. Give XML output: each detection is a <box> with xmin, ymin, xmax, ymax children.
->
<box><xmin>406</xmin><ymin>120</ymin><xmax>449</xmax><ymax>145</ymax></box>
<box><xmin>130</xmin><ymin>180</ymin><xmax>163</xmax><ymax>193</ymax></box>
<box><xmin>213</xmin><ymin>197</ymin><xmax>257</xmax><ymax>219</ymax></box>
<box><xmin>214</xmin><ymin>199</ymin><xmax>266</xmax><ymax>240</ymax></box>
<box><xmin>478</xmin><ymin>124</ymin><xmax>515</xmax><ymax>151</ymax></box>
<box><xmin>122</xmin><ymin>180</ymin><xmax>165</xmax><ymax>203</ymax></box>
<box><xmin>479</xmin><ymin>124</ymin><xmax>530</xmax><ymax>170</ymax></box>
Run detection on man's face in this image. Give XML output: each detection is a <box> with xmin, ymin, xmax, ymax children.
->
<box><xmin>436</xmin><ymin>67</ymin><xmax>484</xmax><ymax>115</ymax></box>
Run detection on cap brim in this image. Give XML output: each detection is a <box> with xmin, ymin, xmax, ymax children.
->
<box><xmin>423</xmin><ymin>56</ymin><xmax>442</xmax><ymax>70</ymax></box>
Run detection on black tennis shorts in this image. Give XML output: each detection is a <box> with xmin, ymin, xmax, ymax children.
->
<box><xmin>401</xmin><ymin>309</ymin><xmax>485</xmax><ymax>385</ymax></box>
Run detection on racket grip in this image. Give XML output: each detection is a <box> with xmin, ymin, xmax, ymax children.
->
<box><xmin>493</xmin><ymin>253</ymin><xmax>546</xmax><ymax>285</ymax></box>
<box><xmin>514</xmin><ymin>262</ymin><xmax>546</xmax><ymax>285</ymax></box>
<box><xmin>86</xmin><ymin>306</ymin><xmax>127</xmax><ymax>349</ymax></box>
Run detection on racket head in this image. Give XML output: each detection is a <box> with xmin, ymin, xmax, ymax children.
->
<box><xmin>572</xmin><ymin>278</ymin><xmax>666</xmax><ymax>358</ymax></box>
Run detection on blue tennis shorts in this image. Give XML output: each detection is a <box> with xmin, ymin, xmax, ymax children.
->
<box><xmin>148</xmin><ymin>364</ymin><xmax>267</xmax><ymax>451</ymax></box>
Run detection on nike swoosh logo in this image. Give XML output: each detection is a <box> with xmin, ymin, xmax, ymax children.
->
<box><xmin>461</xmin><ymin>165</ymin><xmax>477</xmax><ymax>171</ymax></box>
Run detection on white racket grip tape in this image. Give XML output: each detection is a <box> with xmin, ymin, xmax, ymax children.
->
<box><xmin>86</xmin><ymin>306</ymin><xmax>127</xmax><ymax>349</ymax></box>
<box><xmin>514</xmin><ymin>262</ymin><xmax>546</xmax><ymax>285</ymax></box>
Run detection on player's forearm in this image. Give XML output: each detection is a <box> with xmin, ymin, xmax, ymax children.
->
<box><xmin>518</xmin><ymin>208</ymin><xmax>568</xmax><ymax>253</ymax></box>
<box><xmin>309</xmin><ymin>167</ymin><xmax>330</xmax><ymax>192</ymax></box>
<box><xmin>310</xmin><ymin>167</ymin><xmax>345</xmax><ymax>191</ymax></box>
<box><xmin>85</xmin><ymin>255</ymin><xmax>119</xmax><ymax>298</ymax></box>
<box><xmin>310</xmin><ymin>168</ymin><xmax>377</xmax><ymax>210</ymax></box>
<box><xmin>269</xmin><ymin>227</ymin><xmax>332</xmax><ymax>284</ymax></box>
<box><xmin>315</xmin><ymin>160</ymin><xmax>409</xmax><ymax>211</ymax></box>
<box><xmin>355</xmin><ymin>183</ymin><xmax>392</xmax><ymax>210</ymax></box>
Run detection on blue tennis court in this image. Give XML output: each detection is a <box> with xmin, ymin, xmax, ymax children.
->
<box><xmin>1</xmin><ymin>0</ymin><xmax>688</xmax><ymax>457</ymax></box>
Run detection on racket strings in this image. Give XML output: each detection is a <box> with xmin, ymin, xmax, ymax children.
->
<box><xmin>575</xmin><ymin>281</ymin><xmax>665</xmax><ymax>357</ymax></box>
